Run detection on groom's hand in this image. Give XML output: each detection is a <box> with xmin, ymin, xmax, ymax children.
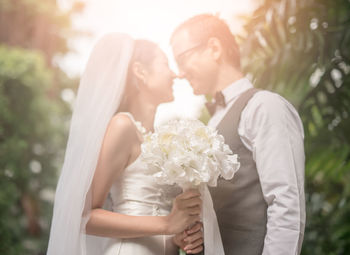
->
<box><xmin>173</xmin><ymin>222</ymin><xmax>204</xmax><ymax>254</ymax></box>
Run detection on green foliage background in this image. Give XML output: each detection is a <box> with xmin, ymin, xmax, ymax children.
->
<box><xmin>0</xmin><ymin>0</ymin><xmax>81</xmax><ymax>254</ymax></box>
<box><xmin>239</xmin><ymin>0</ymin><xmax>350</xmax><ymax>254</ymax></box>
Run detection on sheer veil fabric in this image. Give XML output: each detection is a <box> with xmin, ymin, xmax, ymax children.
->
<box><xmin>47</xmin><ymin>33</ymin><xmax>134</xmax><ymax>255</ymax></box>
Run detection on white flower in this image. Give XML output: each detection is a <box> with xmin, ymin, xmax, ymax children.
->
<box><xmin>141</xmin><ymin>118</ymin><xmax>240</xmax><ymax>188</ymax></box>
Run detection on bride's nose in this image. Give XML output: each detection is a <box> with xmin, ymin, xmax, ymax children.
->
<box><xmin>170</xmin><ymin>70</ymin><xmax>177</xmax><ymax>80</ymax></box>
<box><xmin>177</xmin><ymin>70</ymin><xmax>186</xmax><ymax>79</ymax></box>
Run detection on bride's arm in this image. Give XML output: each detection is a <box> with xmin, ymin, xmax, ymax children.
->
<box><xmin>85</xmin><ymin>114</ymin><xmax>201</xmax><ymax>239</ymax></box>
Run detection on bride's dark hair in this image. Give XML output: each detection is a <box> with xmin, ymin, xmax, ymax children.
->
<box><xmin>117</xmin><ymin>40</ymin><xmax>159</xmax><ymax>112</ymax></box>
<box><xmin>126</xmin><ymin>39</ymin><xmax>159</xmax><ymax>88</ymax></box>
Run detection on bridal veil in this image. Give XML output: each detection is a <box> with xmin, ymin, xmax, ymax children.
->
<box><xmin>47</xmin><ymin>33</ymin><xmax>134</xmax><ymax>255</ymax></box>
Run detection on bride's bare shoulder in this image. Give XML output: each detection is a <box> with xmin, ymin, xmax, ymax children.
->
<box><xmin>106</xmin><ymin>113</ymin><xmax>138</xmax><ymax>142</ymax></box>
<box><xmin>110</xmin><ymin>113</ymin><xmax>134</xmax><ymax>127</ymax></box>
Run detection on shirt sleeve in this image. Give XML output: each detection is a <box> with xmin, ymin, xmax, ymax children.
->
<box><xmin>238</xmin><ymin>91</ymin><xmax>306</xmax><ymax>255</ymax></box>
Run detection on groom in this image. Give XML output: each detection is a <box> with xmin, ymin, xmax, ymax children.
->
<box><xmin>171</xmin><ymin>14</ymin><xmax>305</xmax><ymax>254</ymax></box>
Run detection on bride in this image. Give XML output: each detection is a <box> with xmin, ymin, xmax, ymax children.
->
<box><xmin>47</xmin><ymin>33</ymin><xmax>203</xmax><ymax>255</ymax></box>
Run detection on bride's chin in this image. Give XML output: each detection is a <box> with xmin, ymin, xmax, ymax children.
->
<box><xmin>157</xmin><ymin>95</ymin><xmax>174</xmax><ymax>104</ymax></box>
<box><xmin>165</xmin><ymin>95</ymin><xmax>175</xmax><ymax>103</ymax></box>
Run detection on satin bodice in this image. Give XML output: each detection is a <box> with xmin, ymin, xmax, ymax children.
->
<box><xmin>108</xmin><ymin>112</ymin><xmax>182</xmax><ymax>217</ymax></box>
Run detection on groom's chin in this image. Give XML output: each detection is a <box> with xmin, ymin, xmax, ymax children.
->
<box><xmin>191</xmin><ymin>86</ymin><xmax>200</xmax><ymax>95</ymax></box>
<box><xmin>191</xmin><ymin>84</ymin><xmax>207</xmax><ymax>96</ymax></box>
<box><xmin>192</xmin><ymin>88</ymin><xmax>205</xmax><ymax>96</ymax></box>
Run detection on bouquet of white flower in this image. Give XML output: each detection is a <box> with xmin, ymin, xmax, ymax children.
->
<box><xmin>141</xmin><ymin>118</ymin><xmax>240</xmax><ymax>255</ymax></box>
<box><xmin>141</xmin><ymin>118</ymin><xmax>240</xmax><ymax>189</ymax></box>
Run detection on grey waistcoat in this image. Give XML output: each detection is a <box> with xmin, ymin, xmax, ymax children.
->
<box><xmin>209</xmin><ymin>88</ymin><xmax>267</xmax><ymax>255</ymax></box>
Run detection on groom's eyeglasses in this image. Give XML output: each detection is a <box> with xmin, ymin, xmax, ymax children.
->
<box><xmin>176</xmin><ymin>42</ymin><xmax>207</xmax><ymax>68</ymax></box>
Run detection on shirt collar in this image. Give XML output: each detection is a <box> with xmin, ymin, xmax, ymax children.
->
<box><xmin>221</xmin><ymin>77</ymin><xmax>253</xmax><ymax>105</ymax></box>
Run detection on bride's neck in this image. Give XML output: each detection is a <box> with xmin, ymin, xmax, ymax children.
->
<box><xmin>120</xmin><ymin>93</ymin><xmax>157</xmax><ymax>132</ymax></box>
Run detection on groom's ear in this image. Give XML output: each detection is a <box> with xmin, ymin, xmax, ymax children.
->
<box><xmin>132</xmin><ymin>62</ymin><xmax>147</xmax><ymax>84</ymax></box>
<box><xmin>207</xmin><ymin>37</ymin><xmax>223</xmax><ymax>62</ymax></box>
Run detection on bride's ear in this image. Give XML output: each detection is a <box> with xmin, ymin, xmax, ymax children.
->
<box><xmin>132</xmin><ymin>61</ymin><xmax>147</xmax><ymax>85</ymax></box>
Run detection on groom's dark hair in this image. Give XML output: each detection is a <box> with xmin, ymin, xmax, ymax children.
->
<box><xmin>171</xmin><ymin>14</ymin><xmax>241</xmax><ymax>70</ymax></box>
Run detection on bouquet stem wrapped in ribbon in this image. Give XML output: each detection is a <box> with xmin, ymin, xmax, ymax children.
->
<box><xmin>141</xmin><ymin>119</ymin><xmax>240</xmax><ymax>255</ymax></box>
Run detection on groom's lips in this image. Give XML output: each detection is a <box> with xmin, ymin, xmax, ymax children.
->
<box><xmin>190</xmin><ymin>81</ymin><xmax>198</xmax><ymax>89</ymax></box>
<box><xmin>187</xmin><ymin>79</ymin><xmax>195</xmax><ymax>86</ymax></box>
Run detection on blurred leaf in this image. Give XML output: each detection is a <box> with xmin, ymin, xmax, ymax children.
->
<box><xmin>240</xmin><ymin>0</ymin><xmax>350</xmax><ymax>254</ymax></box>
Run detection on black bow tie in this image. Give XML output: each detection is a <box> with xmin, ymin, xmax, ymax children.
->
<box><xmin>205</xmin><ymin>91</ymin><xmax>226</xmax><ymax>116</ymax></box>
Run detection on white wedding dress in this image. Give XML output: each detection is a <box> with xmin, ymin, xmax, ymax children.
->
<box><xmin>102</xmin><ymin>112</ymin><xmax>182</xmax><ymax>255</ymax></box>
